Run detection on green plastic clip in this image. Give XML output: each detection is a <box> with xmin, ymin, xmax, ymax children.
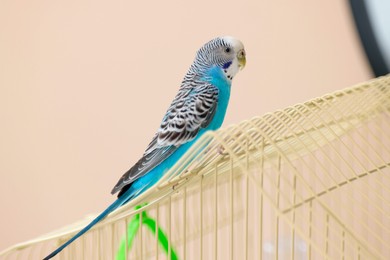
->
<box><xmin>116</xmin><ymin>204</ymin><xmax>179</xmax><ymax>260</ymax></box>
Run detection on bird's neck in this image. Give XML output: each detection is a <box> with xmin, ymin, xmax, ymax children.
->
<box><xmin>203</xmin><ymin>66</ymin><xmax>232</xmax><ymax>130</ymax></box>
<box><xmin>186</xmin><ymin>63</ymin><xmax>232</xmax><ymax>86</ymax></box>
<box><xmin>201</xmin><ymin>65</ymin><xmax>232</xmax><ymax>89</ymax></box>
<box><xmin>185</xmin><ymin>65</ymin><xmax>231</xmax><ymax>103</ymax></box>
<box><xmin>182</xmin><ymin>66</ymin><xmax>232</xmax><ymax>100</ymax></box>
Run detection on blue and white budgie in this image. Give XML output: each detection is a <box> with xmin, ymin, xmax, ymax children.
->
<box><xmin>43</xmin><ymin>36</ymin><xmax>246</xmax><ymax>259</ymax></box>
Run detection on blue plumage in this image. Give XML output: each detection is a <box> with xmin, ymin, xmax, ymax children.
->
<box><xmin>43</xmin><ymin>36</ymin><xmax>245</xmax><ymax>259</ymax></box>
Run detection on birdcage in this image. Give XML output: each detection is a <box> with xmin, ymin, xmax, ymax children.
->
<box><xmin>1</xmin><ymin>75</ymin><xmax>390</xmax><ymax>259</ymax></box>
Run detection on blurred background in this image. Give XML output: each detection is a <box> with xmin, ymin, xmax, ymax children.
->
<box><xmin>0</xmin><ymin>0</ymin><xmax>387</xmax><ymax>251</ymax></box>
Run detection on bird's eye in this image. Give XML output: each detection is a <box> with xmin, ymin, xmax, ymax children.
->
<box><xmin>224</xmin><ymin>47</ymin><xmax>231</xmax><ymax>53</ymax></box>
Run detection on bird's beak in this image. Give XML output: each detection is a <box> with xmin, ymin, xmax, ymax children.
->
<box><xmin>237</xmin><ymin>49</ymin><xmax>246</xmax><ymax>70</ymax></box>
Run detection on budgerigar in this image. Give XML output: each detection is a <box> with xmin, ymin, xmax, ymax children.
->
<box><xmin>43</xmin><ymin>36</ymin><xmax>246</xmax><ymax>260</ymax></box>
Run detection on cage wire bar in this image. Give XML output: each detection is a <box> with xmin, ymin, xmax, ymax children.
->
<box><xmin>1</xmin><ymin>75</ymin><xmax>390</xmax><ymax>259</ymax></box>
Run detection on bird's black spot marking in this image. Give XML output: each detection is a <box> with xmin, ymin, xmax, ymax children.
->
<box><xmin>223</xmin><ymin>61</ymin><xmax>232</xmax><ymax>69</ymax></box>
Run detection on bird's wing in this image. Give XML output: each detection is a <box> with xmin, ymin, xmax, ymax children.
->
<box><xmin>111</xmin><ymin>83</ymin><xmax>219</xmax><ymax>195</ymax></box>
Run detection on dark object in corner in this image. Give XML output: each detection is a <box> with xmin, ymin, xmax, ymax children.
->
<box><xmin>349</xmin><ymin>0</ymin><xmax>390</xmax><ymax>77</ymax></box>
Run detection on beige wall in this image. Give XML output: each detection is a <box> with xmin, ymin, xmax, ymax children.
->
<box><xmin>0</xmin><ymin>0</ymin><xmax>372</xmax><ymax>250</ymax></box>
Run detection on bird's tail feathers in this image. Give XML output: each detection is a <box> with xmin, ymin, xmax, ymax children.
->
<box><xmin>43</xmin><ymin>196</ymin><xmax>127</xmax><ymax>260</ymax></box>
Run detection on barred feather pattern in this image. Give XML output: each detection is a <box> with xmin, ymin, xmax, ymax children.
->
<box><xmin>188</xmin><ymin>37</ymin><xmax>233</xmax><ymax>76</ymax></box>
<box><xmin>112</xmin><ymin>37</ymin><xmax>234</xmax><ymax>195</ymax></box>
<box><xmin>42</xmin><ymin>37</ymin><xmax>244</xmax><ymax>260</ymax></box>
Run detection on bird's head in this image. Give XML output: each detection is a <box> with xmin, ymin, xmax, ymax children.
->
<box><xmin>193</xmin><ymin>36</ymin><xmax>246</xmax><ymax>82</ymax></box>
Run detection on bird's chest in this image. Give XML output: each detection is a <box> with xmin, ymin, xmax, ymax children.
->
<box><xmin>208</xmin><ymin>86</ymin><xmax>230</xmax><ymax>131</ymax></box>
<box><xmin>207</xmin><ymin>68</ymin><xmax>231</xmax><ymax>130</ymax></box>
